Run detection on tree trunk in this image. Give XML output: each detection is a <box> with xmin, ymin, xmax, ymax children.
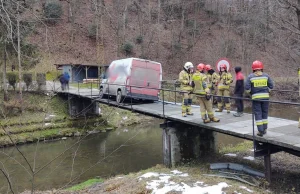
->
<box><xmin>3</xmin><ymin>41</ymin><xmax>8</xmax><ymax>101</ymax></box>
<box><xmin>297</xmin><ymin>0</ymin><xmax>300</xmax><ymax>30</ymax></box>
<box><xmin>17</xmin><ymin>1</ymin><xmax>23</xmax><ymax>109</ymax></box>
<box><xmin>123</xmin><ymin>0</ymin><xmax>128</xmax><ymax>41</ymax></box>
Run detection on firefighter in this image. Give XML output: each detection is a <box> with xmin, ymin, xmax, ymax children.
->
<box><xmin>205</xmin><ymin>64</ymin><xmax>219</xmax><ymax>105</ymax></box>
<box><xmin>245</xmin><ymin>60</ymin><xmax>274</xmax><ymax>136</ymax></box>
<box><xmin>215</xmin><ymin>64</ymin><xmax>233</xmax><ymax>113</ymax></box>
<box><xmin>179</xmin><ymin>62</ymin><xmax>194</xmax><ymax>117</ymax></box>
<box><xmin>193</xmin><ymin>63</ymin><xmax>220</xmax><ymax>123</ymax></box>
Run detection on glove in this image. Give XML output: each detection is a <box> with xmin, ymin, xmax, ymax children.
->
<box><xmin>205</xmin><ymin>95</ymin><xmax>212</xmax><ymax>100</ymax></box>
<box><xmin>190</xmin><ymin>81</ymin><xmax>195</xmax><ymax>88</ymax></box>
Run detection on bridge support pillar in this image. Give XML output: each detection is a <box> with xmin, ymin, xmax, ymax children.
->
<box><xmin>161</xmin><ymin>121</ymin><xmax>216</xmax><ymax>167</ymax></box>
<box><xmin>68</xmin><ymin>95</ymin><xmax>100</xmax><ymax>118</ymax></box>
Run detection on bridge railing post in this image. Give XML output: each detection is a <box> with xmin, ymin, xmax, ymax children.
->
<box><xmin>91</xmin><ymin>82</ymin><xmax>92</xmax><ymax>98</ymax></box>
<box><xmin>77</xmin><ymin>81</ymin><xmax>79</xmax><ymax>94</ymax></box>
<box><xmin>163</xmin><ymin>89</ymin><xmax>165</xmax><ymax>118</ymax></box>
<box><xmin>130</xmin><ymin>86</ymin><xmax>133</xmax><ymax>111</ymax></box>
<box><xmin>252</xmin><ymin>99</ymin><xmax>256</xmax><ymax>152</ymax></box>
<box><xmin>174</xmin><ymin>83</ymin><xmax>177</xmax><ymax>105</ymax></box>
<box><xmin>107</xmin><ymin>83</ymin><xmax>110</xmax><ymax>104</ymax></box>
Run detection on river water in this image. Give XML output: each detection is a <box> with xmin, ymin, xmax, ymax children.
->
<box><xmin>0</xmin><ymin>105</ymin><xmax>297</xmax><ymax>193</ymax></box>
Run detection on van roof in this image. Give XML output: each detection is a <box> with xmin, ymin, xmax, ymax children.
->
<box><xmin>113</xmin><ymin>58</ymin><xmax>161</xmax><ymax>65</ymax></box>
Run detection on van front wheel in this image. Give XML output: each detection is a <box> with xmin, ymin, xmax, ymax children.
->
<box><xmin>116</xmin><ymin>91</ymin><xmax>122</xmax><ymax>104</ymax></box>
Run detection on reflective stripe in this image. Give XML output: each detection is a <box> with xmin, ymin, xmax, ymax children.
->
<box><xmin>256</xmin><ymin>120</ymin><xmax>263</xmax><ymax>125</ymax></box>
<box><xmin>207</xmin><ymin>112</ymin><xmax>213</xmax><ymax>115</ymax></box>
<box><xmin>250</xmin><ymin>77</ymin><xmax>268</xmax><ymax>81</ymax></box>
<box><xmin>218</xmin><ymin>85</ymin><xmax>230</xmax><ymax>89</ymax></box>
<box><xmin>262</xmin><ymin>119</ymin><xmax>268</xmax><ymax>124</ymax></box>
<box><xmin>194</xmin><ymin>90</ymin><xmax>206</xmax><ymax>95</ymax></box>
<box><xmin>252</xmin><ymin>93</ymin><xmax>269</xmax><ymax>99</ymax></box>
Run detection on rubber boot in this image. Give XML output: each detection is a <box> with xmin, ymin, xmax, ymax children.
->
<box><xmin>210</xmin><ymin>117</ymin><xmax>220</xmax><ymax>122</ymax></box>
<box><xmin>187</xmin><ymin>112</ymin><xmax>194</xmax><ymax>116</ymax></box>
<box><xmin>215</xmin><ymin>109</ymin><xmax>223</xmax><ymax>112</ymax></box>
<box><xmin>227</xmin><ymin>110</ymin><xmax>231</xmax><ymax>114</ymax></box>
<box><xmin>182</xmin><ymin>113</ymin><xmax>187</xmax><ymax>117</ymax></box>
<box><xmin>257</xmin><ymin>131</ymin><xmax>264</xmax><ymax>137</ymax></box>
<box><xmin>203</xmin><ymin>119</ymin><xmax>211</xmax><ymax>124</ymax></box>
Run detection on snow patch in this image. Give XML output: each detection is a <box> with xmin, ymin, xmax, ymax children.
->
<box><xmin>122</xmin><ymin>116</ymin><xmax>128</xmax><ymax>120</ymax></box>
<box><xmin>123</xmin><ymin>129</ymin><xmax>128</xmax><ymax>132</ymax></box>
<box><xmin>139</xmin><ymin>170</ymin><xmax>228</xmax><ymax>194</ymax></box>
<box><xmin>171</xmin><ymin>170</ymin><xmax>182</xmax><ymax>174</ymax></box>
<box><xmin>224</xmin><ymin>153</ymin><xmax>237</xmax><ymax>157</ymax></box>
<box><xmin>243</xmin><ymin>156</ymin><xmax>255</xmax><ymax>161</ymax></box>
<box><xmin>45</xmin><ymin>123</ymin><xmax>52</xmax><ymax>126</ymax></box>
<box><xmin>240</xmin><ymin>186</ymin><xmax>254</xmax><ymax>193</ymax></box>
<box><xmin>139</xmin><ymin>172</ymin><xmax>159</xmax><ymax>179</ymax></box>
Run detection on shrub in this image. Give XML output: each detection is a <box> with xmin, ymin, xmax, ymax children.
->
<box><xmin>88</xmin><ymin>24</ymin><xmax>97</xmax><ymax>39</ymax></box>
<box><xmin>44</xmin><ymin>1</ymin><xmax>63</xmax><ymax>24</ymax></box>
<box><xmin>136</xmin><ymin>35</ymin><xmax>143</xmax><ymax>44</ymax></box>
<box><xmin>23</xmin><ymin>73</ymin><xmax>33</xmax><ymax>91</ymax></box>
<box><xmin>37</xmin><ymin>73</ymin><xmax>46</xmax><ymax>90</ymax></box>
<box><xmin>7</xmin><ymin>72</ymin><xmax>18</xmax><ymax>90</ymax></box>
<box><xmin>122</xmin><ymin>42</ymin><xmax>133</xmax><ymax>55</ymax></box>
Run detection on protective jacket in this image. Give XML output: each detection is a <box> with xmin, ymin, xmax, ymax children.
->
<box><xmin>192</xmin><ymin>71</ymin><xmax>207</xmax><ymax>95</ymax></box>
<box><xmin>206</xmin><ymin>70</ymin><xmax>219</xmax><ymax>89</ymax></box>
<box><xmin>245</xmin><ymin>71</ymin><xmax>274</xmax><ymax>99</ymax></box>
<box><xmin>217</xmin><ymin>71</ymin><xmax>233</xmax><ymax>90</ymax></box>
<box><xmin>179</xmin><ymin>69</ymin><xmax>193</xmax><ymax>92</ymax></box>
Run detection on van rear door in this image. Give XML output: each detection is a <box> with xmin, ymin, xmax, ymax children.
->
<box><xmin>130</xmin><ymin>60</ymin><xmax>147</xmax><ymax>96</ymax></box>
<box><xmin>144</xmin><ymin>62</ymin><xmax>161</xmax><ymax>98</ymax></box>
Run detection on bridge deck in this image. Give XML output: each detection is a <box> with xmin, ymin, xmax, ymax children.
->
<box><xmin>59</xmin><ymin>87</ymin><xmax>300</xmax><ymax>153</ymax></box>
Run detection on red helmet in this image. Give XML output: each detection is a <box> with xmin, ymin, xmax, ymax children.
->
<box><xmin>252</xmin><ymin>60</ymin><xmax>264</xmax><ymax>70</ymax></box>
<box><xmin>205</xmin><ymin>64</ymin><xmax>212</xmax><ymax>71</ymax></box>
<box><xmin>197</xmin><ymin>63</ymin><xmax>205</xmax><ymax>71</ymax></box>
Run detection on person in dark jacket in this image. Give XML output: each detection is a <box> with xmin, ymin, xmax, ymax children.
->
<box><xmin>58</xmin><ymin>74</ymin><xmax>66</xmax><ymax>91</ymax></box>
<box><xmin>233</xmin><ymin>67</ymin><xmax>244</xmax><ymax>117</ymax></box>
<box><xmin>63</xmin><ymin>72</ymin><xmax>70</xmax><ymax>90</ymax></box>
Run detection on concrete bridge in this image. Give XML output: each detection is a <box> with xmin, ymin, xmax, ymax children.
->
<box><xmin>54</xmin><ymin>83</ymin><xmax>300</xmax><ymax>183</ymax></box>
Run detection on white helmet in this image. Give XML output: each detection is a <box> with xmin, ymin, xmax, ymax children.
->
<box><xmin>184</xmin><ymin>62</ymin><xmax>194</xmax><ymax>71</ymax></box>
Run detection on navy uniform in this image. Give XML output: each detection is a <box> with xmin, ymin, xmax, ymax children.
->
<box><xmin>245</xmin><ymin>60</ymin><xmax>274</xmax><ymax>136</ymax></box>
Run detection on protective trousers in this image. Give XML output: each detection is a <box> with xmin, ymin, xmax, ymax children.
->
<box><xmin>182</xmin><ymin>92</ymin><xmax>193</xmax><ymax>113</ymax></box>
<box><xmin>235</xmin><ymin>94</ymin><xmax>244</xmax><ymax>112</ymax></box>
<box><xmin>253</xmin><ymin>100</ymin><xmax>269</xmax><ymax>132</ymax></box>
<box><xmin>217</xmin><ymin>89</ymin><xmax>230</xmax><ymax>111</ymax></box>
<box><xmin>198</xmin><ymin>96</ymin><xmax>214</xmax><ymax>119</ymax></box>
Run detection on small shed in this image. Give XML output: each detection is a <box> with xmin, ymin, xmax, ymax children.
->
<box><xmin>54</xmin><ymin>64</ymin><xmax>108</xmax><ymax>83</ymax></box>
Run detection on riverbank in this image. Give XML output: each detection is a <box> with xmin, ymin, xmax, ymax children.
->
<box><xmin>0</xmin><ymin>91</ymin><xmax>154</xmax><ymax>147</ymax></box>
<box><xmin>21</xmin><ymin>140</ymin><xmax>300</xmax><ymax>194</ymax></box>
<box><xmin>22</xmin><ymin>164</ymin><xmax>267</xmax><ymax>194</ymax></box>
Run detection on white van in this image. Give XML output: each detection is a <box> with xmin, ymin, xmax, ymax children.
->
<box><xmin>99</xmin><ymin>58</ymin><xmax>162</xmax><ymax>103</ymax></box>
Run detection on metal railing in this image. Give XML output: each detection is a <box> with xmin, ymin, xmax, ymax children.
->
<box><xmin>59</xmin><ymin>80</ymin><xmax>300</xmax><ymax>154</ymax></box>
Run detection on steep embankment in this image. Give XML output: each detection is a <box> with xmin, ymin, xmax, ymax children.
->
<box><xmin>0</xmin><ymin>91</ymin><xmax>153</xmax><ymax>147</ymax></box>
<box><xmin>24</xmin><ymin>0</ymin><xmax>299</xmax><ymax>79</ymax></box>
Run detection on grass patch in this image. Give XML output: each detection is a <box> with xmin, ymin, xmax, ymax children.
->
<box><xmin>66</xmin><ymin>178</ymin><xmax>103</xmax><ymax>191</ymax></box>
<box><xmin>219</xmin><ymin>140</ymin><xmax>253</xmax><ymax>154</ymax></box>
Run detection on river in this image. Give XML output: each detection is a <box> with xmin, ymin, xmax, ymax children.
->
<box><xmin>0</xmin><ymin>104</ymin><xmax>297</xmax><ymax>193</ymax></box>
